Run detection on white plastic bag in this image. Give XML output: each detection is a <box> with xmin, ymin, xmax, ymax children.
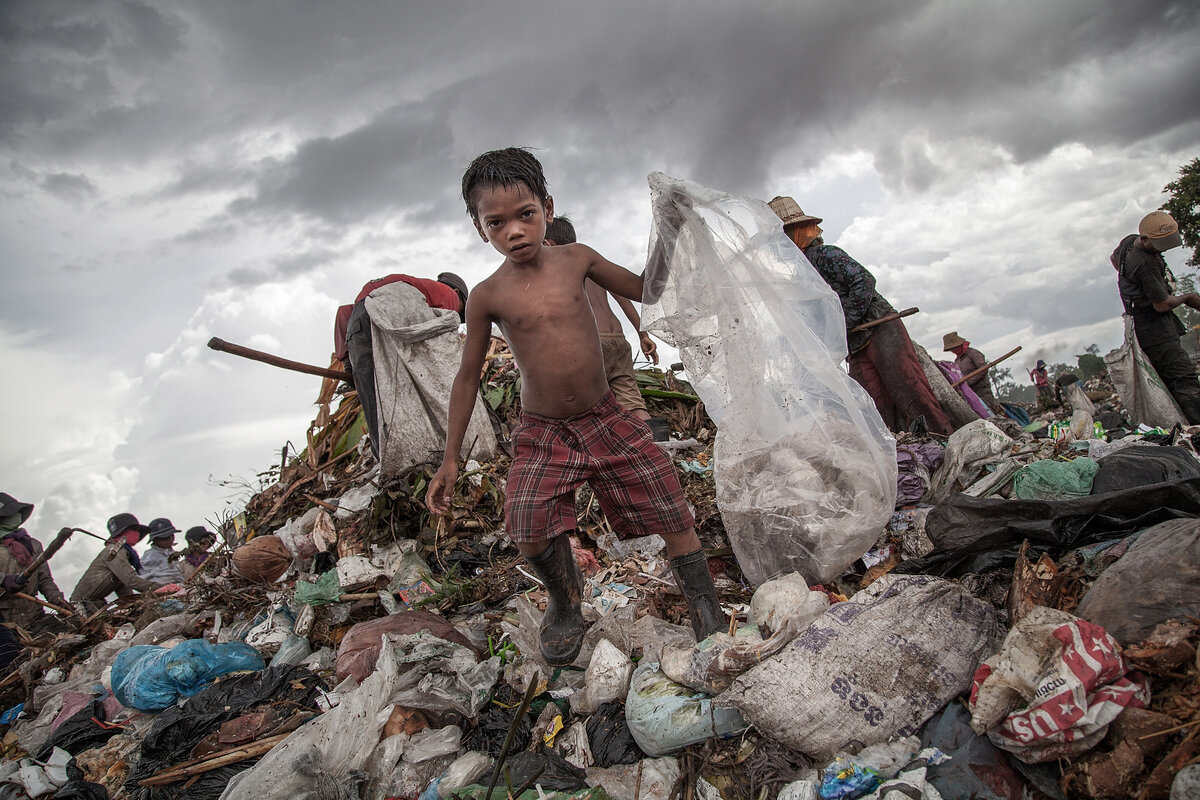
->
<box><xmin>570</xmin><ymin>638</ymin><xmax>633</xmax><ymax>714</ymax></box>
<box><xmin>927</xmin><ymin>419</ymin><xmax>1013</xmax><ymax>502</ymax></box>
<box><xmin>642</xmin><ymin>173</ymin><xmax>896</xmax><ymax>585</ymax></box>
<box><xmin>1104</xmin><ymin>316</ymin><xmax>1187</xmax><ymax>428</ymax></box>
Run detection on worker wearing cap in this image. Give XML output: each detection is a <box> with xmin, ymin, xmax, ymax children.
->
<box><xmin>70</xmin><ymin>513</ymin><xmax>165</xmax><ymax>613</ymax></box>
<box><xmin>769</xmin><ymin>197</ymin><xmax>954</xmax><ymax>435</ymax></box>
<box><xmin>179</xmin><ymin>526</ymin><xmax>217</xmax><ymax>580</ymax></box>
<box><xmin>0</xmin><ymin>493</ymin><xmax>71</xmax><ymax>636</ymax></box>
<box><xmin>332</xmin><ymin>272</ymin><xmax>469</xmax><ymax>458</ymax></box>
<box><xmin>139</xmin><ymin>517</ymin><xmax>185</xmax><ymax>585</ymax></box>
<box><xmin>943</xmin><ymin>332</ymin><xmax>1001</xmax><ymax>414</ymax></box>
<box><xmin>1112</xmin><ymin>211</ymin><xmax>1200</xmax><ymax>423</ymax></box>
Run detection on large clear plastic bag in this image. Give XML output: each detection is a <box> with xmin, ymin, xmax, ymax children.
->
<box><xmin>642</xmin><ymin>173</ymin><xmax>897</xmax><ymax>585</ymax></box>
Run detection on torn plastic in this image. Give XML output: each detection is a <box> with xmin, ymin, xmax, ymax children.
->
<box><xmin>385</xmin><ymin>632</ymin><xmax>500</xmax><ymax>724</ymax></box>
<box><xmin>1090</xmin><ymin>445</ymin><xmax>1200</xmax><ymax>495</ymax></box>
<box><xmin>718</xmin><ymin>575</ymin><xmax>998</xmax><ymax>759</ymax></box>
<box><xmin>219</xmin><ymin>644</ymin><xmax>403</xmax><ymax>800</ymax></box>
<box><xmin>927</xmin><ymin>420</ymin><xmax>1013</xmax><ymax>503</ymax></box>
<box><xmin>569</xmin><ymin>639</ymin><xmax>633</xmax><ymax>714</ymax></box>
<box><xmin>640</xmin><ymin>172</ymin><xmax>896</xmax><ymax>585</ymax></box>
<box><xmin>586</xmin><ymin>757</ymin><xmax>680</xmax><ymax>800</ymax></box>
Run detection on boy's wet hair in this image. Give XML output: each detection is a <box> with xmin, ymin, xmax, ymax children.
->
<box><xmin>544</xmin><ymin>215</ymin><xmax>576</xmax><ymax>245</ymax></box>
<box><xmin>461</xmin><ymin>147</ymin><xmax>549</xmax><ymax>220</ymax></box>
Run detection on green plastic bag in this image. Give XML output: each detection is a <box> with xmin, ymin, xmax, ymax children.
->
<box><xmin>294</xmin><ymin>569</ymin><xmax>342</xmax><ymax>606</ymax></box>
<box><xmin>1012</xmin><ymin>457</ymin><xmax>1100</xmax><ymax>500</ymax></box>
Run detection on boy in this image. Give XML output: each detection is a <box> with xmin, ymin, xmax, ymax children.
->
<box><xmin>427</xmin><ymin>148</ymin><xmax>724</xmax><ymax>666</ymax></box>
<box><xmin>544</xmin><ymin>215</ymin><xmax>658</xmax><ymax>420</ymax></box>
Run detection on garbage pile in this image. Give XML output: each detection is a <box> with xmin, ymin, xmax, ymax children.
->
<box><xmin>3</xmin><ymin>338</ymin><xmax>1200</xmax><ymax>800</ymax></box>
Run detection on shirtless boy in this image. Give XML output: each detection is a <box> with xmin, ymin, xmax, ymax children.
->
<box><xmin>427</xmin><ymin>148</ymin><xmax>724</xmax><ymax>665</ymax></box>
<box><xmin>544</xmin><ymin>215</ymin><xmax>658</xmax><ymax>421</ymax></box>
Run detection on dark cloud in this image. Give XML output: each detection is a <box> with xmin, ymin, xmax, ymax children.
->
<box><xmin>40</xmin><ymin>171</ymin><xmax>98</xmax><ymax>202</ymax></box>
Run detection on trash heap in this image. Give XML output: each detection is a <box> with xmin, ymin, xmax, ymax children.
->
<box><xmin>3</xmin><ymin>336</ymin><xmax>1200</xmax><ymax>800</ymax></box>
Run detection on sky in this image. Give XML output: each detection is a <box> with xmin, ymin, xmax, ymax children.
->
<box><xmin>2</xmin><ymin>0</ymin><xmax>1198</xmax><ymax>592</ymax></box>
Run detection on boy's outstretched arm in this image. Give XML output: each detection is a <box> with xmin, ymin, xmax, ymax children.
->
<box><xmin>612</xmin><ymin>294</ymin><xmax>658</xmax><ymax>364</ymax></box>
<box><xmin>584</xmin><ymin>246</ymin><xmax>644</xmax><ymax>303</ymax></box>
<box><xmin>427</xmin><ymin>296</ymin><xmax>492</xmax><ymax>515</ymax></box>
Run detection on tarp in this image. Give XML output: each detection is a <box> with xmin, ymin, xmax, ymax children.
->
<box><xmin>894</xmin><ymin>476</ymin><xmax>1200</xmax><ymax>576</ymax></box>
<box><xmin>366</xmin><ymin>281</ymin><xmax>498</xmax><ymax>478</ymax></box>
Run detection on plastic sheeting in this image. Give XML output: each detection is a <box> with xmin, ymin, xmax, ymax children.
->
<box><xmin>640</xmin><ymin>173</ymin><xmax>896</xmax><ymax>585</ymax></box>
<box><xmin>895</xmin><ymin>476</ymin><xmax>1200</xmax><ymax>577</ymax></box>
<box><xmin>365</xmin><ymin>281</ymin><xmax>498</xmax><ymax>479</ymax></box>
<box><xmin>1075</xmin><ymin>518</ymin><xmax>1200</xmax><ymax>646</ymax></box>
<box><xmin>1104</xmin><ymin>316</ymin><xmax>1187</xmax><ymax>429</ymax></box>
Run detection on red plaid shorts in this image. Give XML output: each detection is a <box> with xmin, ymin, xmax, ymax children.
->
<box><xmin>504</xmin><ymin>391</ymin><xmax>695</xmax><ymax>544</ymax></box>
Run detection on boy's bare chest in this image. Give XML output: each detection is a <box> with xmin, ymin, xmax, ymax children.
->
<box><xmin>493</xmin><ymin>277</ymin><xmax>591</xmax><ymax>331</ymax></box>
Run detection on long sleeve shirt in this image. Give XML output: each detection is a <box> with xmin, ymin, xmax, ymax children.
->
<box><xmin>140</xmin><ymin>544</ymin><xmax>185</xmax><ymax>584</ymax></box>
<box><xmin>802</xmin><ymin>243</ymin><xmax>894</xmax><ymax>354</ymax></box>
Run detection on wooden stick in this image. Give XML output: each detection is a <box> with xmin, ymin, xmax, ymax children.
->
<box><xmin>14</xmin><ymin>592</ymin><xmax>77</xmax><ymax>617</ymax></box>
<box><xmin>208</xmin><ymin>337</ymin><xmax>351</xmax><ymax>382</ymax></box>
<box><xmin>847</xmin><ymin>307</ymin><xmax>918</xmax><ymax>334</ymax></box>
<box><xmin>139</xmin><ymin>731</ymin><xmax>292</xmax><ymax>786</ymax></box>
<box><xmin>951</xmin><ymin>346</ymin><xmax>1023</xmax><ymax>388</ymax></box>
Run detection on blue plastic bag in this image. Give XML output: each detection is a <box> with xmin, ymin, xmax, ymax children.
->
<box><xmin>111</xmin><ymin>639</ymin><xmax>264</xmax><ymax>711</ymax></box>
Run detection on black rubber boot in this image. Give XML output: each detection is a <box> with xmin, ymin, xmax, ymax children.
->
<box><xmin>525</xmin><ymin>535</ymin><xmax>588</xmax><ymax>667</ymax></box>
<box><xmin>669</xmin><ymin>549</ymin><xmax>727</xmax><ymax>642</ymax></box>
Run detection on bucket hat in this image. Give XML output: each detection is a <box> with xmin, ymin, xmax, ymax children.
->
<box><xmin>0</xmin><ymin>493</ymin><xmax>33</xmax><ymax>524</ymax></box>
<box><xmin>767</xmin><ymin>196</ymin><xmax>822</xmax><ymax>228</ymax></box>
<box><xmin>147</xmin><ymin>517</ymin><xmax>180</xmax><ymax>541</ymax></box>
<box><xmin>186</xmin><ymin>526</ymin><xmax>216</xmax><ymax>545</ymax></box>
<box><xmin>942</xmin><ymin>332</ymin><xmax>967</xmax><ymax>351</ymax></box>
<box><xmin>1139</xmin><ymin>211</ymin><xmax>1182</xmax><ymax>252</ymax></box>
<box><xmin>107</xmin><ymin>513</ymin><xmax>151</xmax><ymax>540</ymax></box>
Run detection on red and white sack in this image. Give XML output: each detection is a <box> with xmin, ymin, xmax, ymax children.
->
<box><xmin>968</xmin><ymin>606</ymin><xmax>1149</xmax><ymax>763</ymax></box>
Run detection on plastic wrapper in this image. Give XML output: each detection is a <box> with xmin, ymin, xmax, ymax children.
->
<box><xmin>969</xmin><ymin>606</ymin><xmax>1149</xmax><ymax>763</ymax></box>
<box><xmin>110</xmin><ymin>639</ymin><xmax>265</xmax><ymax>712</ymax></box>
<box><xmin>641</xmin><ymin>172</ymin><xmax>896</xmax><ymax>585</ymax></box>
<box><xmin>718</xmin><ymin>575</ymin><xmax>998</xmax><ymax>759</ymax></box>
<box><xmin>1075</xmin><ymin>518</ymin><xmax>1200</xmax><ymax>645</ymax></box>
<box><xmin>624</xmin><ymin>662</ymin><xmax>747</xmax><ymax>757</ymax></box>
<box><xmin>586</xmin><ymin>757</ymin><xmax>680</xmax><ymax>800</ymax></box>
<box><xmin>271</xmin><ymin>634</ymin><xmax>313</xmax><ymax>667</ymax></box>
<box><xmin>385</xmin><ymin>632</ymin><xmax>500</xmax><ymax>724</ymax></box>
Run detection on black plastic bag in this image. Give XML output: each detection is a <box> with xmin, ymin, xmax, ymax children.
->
<box><xmin>37</xmin><ymin>700</ymin><xmax>118</xmax><ymax>761</ymax></box>
<box><xmin>1090</xmin><ymin>445</ymin><xmax>1200</xmax><ymax>495</ymax></box>
<box><xmin>504</xmin><ymin>751</ymin><xmax>587</xmax><ymax>792</ymax></box>
<box><xmin>464</xmin><ymin>702</ymin><xmax>534</xmax><ymax>758</ymax></box>
<box><xmin>585</xmin><ymin>703</ymin><xmax>642</xmax><ymax>767</ymax></box>
<box><xmin>894</xmin><ymin>477</ymin><xmax>1200</xmax><ymax>576</ymax></box>
<box><xmin>123</xmin><ymin>665</ymin><xmax>323</xmax><ymax>800</ymax></box>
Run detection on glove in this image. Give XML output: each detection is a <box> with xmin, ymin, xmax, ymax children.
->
<box><xmin>2</xmin><ymin>574</ymin><xmax>28</xmax><ymax>594</ymax></box>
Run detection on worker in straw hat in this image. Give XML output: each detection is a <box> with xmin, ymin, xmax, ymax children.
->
<box><xmin>943</xmin><ymin>332</ymin><xmax>1001</xmax><ymax>414</ymax></box>
<box><xmin>1112</xmin><ymin>210</ymin><xmax>1200</xmax><ymax>423</ymax></box>
<box><xmin>768</xmin><ymin>196</ymin><xmax>953</xmax><ymax>435</ymax></box>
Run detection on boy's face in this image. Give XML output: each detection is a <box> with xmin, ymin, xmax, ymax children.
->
<box><xmin>472</xmin><ymin>184</ymin><xmax>553</xmax><ymax>263</ymax></box>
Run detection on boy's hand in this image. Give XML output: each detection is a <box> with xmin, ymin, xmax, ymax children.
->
<box><xmin>638</xmin><ymin>332</ymin><xmax>659</xmax><ymax>364</ymax></box>
<box><xmin>426</xmin><ymin>461</ymin><xmax>459</xmax><ymax>515</ymax></box>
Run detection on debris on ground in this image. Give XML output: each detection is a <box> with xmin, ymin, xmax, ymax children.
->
<box><xmin>3</xmin><ymin>334</ymin><xmax>1199</xmax><ymax>800</ymax></box>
